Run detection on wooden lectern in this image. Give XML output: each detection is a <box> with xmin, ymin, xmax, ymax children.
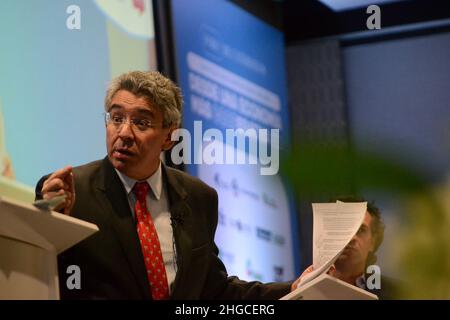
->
<box><xmin>0</xmin><ymin>196</ymin><xmax>98</xmax><ymax>300</ymax></box>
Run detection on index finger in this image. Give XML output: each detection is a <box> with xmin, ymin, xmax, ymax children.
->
<box><xmin>47</xmin><ymin>166</ymin><xmax>73</xmax><ymax>182</ymax></box>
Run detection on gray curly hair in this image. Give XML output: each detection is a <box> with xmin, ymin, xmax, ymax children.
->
<box><xmin>104</xmin><ymin>71</ymin><xmax>183</xmax><ymax>128</ymax></box>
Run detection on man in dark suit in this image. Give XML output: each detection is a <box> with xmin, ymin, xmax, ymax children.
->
<box><xmin>35</xmin><ymin>71</ymin><xmax>295</xmax><ymax>299</ymax></box>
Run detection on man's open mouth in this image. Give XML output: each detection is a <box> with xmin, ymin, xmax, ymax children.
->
<box><xmin>113</xmin><ymin>149</ymin><xmax>134</xmax><ymax>158</ymax></box>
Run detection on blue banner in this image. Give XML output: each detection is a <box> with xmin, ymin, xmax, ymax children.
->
<box><xmin>172</xmin><ymin>0</ymin><xmax>299</xmax><ymax>282</ymax></box>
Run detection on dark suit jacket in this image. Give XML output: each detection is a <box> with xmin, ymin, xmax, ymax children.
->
<box><xmin>366</xmin><ymin>275</ymin><xmax>400</xmax><ymax>300</ymax></box>
<box><xmin>36</xmin><ymin>157</ymin><xmax>291</xmax><ymax>299</ymax></box>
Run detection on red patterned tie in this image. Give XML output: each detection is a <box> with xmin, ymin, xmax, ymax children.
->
<box><xmin>133</xmin><ymin>181</ymin><xmax>169</xmax><ymax>300</ymax></box>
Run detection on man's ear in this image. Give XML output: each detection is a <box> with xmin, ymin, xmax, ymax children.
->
<box><xmin>161</xmin><ymin>126</ymin><xmax>177</xmax><ymax>151</ymax></box>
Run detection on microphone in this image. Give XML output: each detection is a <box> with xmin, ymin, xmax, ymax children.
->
<box><xmin>171</xmin><ymin>215</ymin><xmax>183</xmax><ymax>228</ymax></box>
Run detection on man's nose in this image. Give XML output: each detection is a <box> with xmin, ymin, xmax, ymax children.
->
<box><xmin>117</xmin><ymin>122</ymin><xmax>134</xmax><ymax>140</ymax></box>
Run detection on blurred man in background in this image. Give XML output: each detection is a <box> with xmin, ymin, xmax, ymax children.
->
<box><xmin>296</xmin><ymin>197</ymin><xmax>398</xmax><ymax>299</ymax></box>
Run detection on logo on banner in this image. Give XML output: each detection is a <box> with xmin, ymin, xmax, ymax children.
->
<box><xmin>262</xmin><ymin>192</ymin><xmax>278</xmax><ymax>208</ymax></box>
<box><xmin>256</xmin><ymin>227</ymin><xmax>272</xmax><ymax>242</ymax></box>
<box><xmin>218</xmin><ymin>208</ymin><xmax>227</xmax><ymax>226</ymax></box>
<box><xmin>218</xmin><ymin>249</ymin><xmax>235</xmax><ymax>266</ymax></box>
<box><xmin>229</xmin><ymin>218</ymin><xmax>252</xmax><ymax>235</ymax></box>
<box><xmin>256</xmin><ymin>227</ymin><xmax>286</xmax><ymax>246</ymax></box>
<box><xmin>246</xmin><ymin>260</ymin><xmax>263</xmax><ymax>281</ymax></box>
<box><xmin>273</xmin><ymin>265</ymin><xmax>284</xmax><ymax>282</ymax></box>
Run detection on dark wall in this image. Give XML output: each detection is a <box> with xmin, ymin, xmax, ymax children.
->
<box><xmin>232</xmin><ymin>0</ymin><xmax>450</xmax><ymax>44</ymax></box>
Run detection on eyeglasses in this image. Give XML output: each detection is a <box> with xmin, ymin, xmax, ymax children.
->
<box><xmin>104</xmin><ymin>112</ymin><xmax>162</xmax><ymax>132</ymax></box>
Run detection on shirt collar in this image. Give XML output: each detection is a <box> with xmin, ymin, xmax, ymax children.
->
<box><xmin>355</xmin><ymin>274</ymin><xmax>366</xmax><ymax>289</ymax></box>
<box><xmin>115</xmin><ymin>163</ymin><xmax>163</xmax><ymax>200</ymax></box>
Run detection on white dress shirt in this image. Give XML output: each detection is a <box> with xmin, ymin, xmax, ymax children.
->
<box><xmin>115</xmin><ymin>163</ymin><xmax>177</xmax><ymax>293</ymax></box>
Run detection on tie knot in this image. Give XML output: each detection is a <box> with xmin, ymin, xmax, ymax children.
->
<box><xmin>133</xmin><ymin>181</ymin><xmax>150</xmax><ymax>202</ymax></box>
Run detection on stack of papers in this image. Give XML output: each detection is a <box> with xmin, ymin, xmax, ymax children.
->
<box><xmin>281</xmin><ymin>273</ymin><xmax>378</xmax><ymax>300</ymax></box>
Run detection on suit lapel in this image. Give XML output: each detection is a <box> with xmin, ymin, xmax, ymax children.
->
<box><xmin>94</xmin><ymin>159</ymin><xmax>195</xmax><ymax>299</ymax></box>
<box><xmin>163</xmin><ymin>166</ymin><xmax>194</xmax><ymax>299</ymax></box>
<box><xmin>96</xmin><ymin>158</ymin><xmax>151</xmax><ymax>299</ymax></box>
